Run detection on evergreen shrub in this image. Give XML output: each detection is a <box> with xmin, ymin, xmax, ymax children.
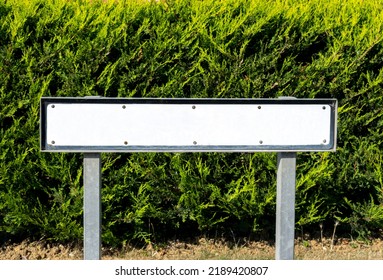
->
<box><xmin>1</xmin><ymin>0</ymin><xmax>383</xmax><ymax>245</ymax></box>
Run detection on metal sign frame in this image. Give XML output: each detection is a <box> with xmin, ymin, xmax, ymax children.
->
<box><xmin>40</xmin><ymin>97</ymin><xmax>337</xmax><ymax>153</ymax></box>
<box><xmin>39</xmin><ymin>97</ymin><xmax>337</xmax><ymax>260</ymax></box>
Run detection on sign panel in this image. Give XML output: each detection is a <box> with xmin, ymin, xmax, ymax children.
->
<box><xmin>40</xmin><ymin>98</ymin><xmax>337</xmax><ymax>152</ymax></box>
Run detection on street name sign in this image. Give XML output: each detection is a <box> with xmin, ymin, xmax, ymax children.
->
<box><xmin>40</xmin><ymin>98</ymin><xmax>337</xmax><ymax>152</ymax></box>
<box><xmin>40</xmin><ymin>97</ymin><xmax>337</xmax><ymax>260</ymax></box>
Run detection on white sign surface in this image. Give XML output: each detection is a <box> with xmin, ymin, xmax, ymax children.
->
<box><xmin>41</xmin><ymin>98</ymin><xmax>337</xmax><ymax>152</ymax></box>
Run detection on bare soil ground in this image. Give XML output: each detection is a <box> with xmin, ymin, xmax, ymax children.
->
<box><xmin>1</xmin><ymin>237</ymin><xmax>383</xmax><ymax>260</ymax></box>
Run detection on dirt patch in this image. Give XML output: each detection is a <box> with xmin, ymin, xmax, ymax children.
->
<box><xmin>1</xmin><ymin>237</ymin><xmax>383</xmax><ymax>260</ymax></box>
<box><xmin>0</xmin><ymin>239</ymin><xmax>82</xmax><ymax>260</ymax></box>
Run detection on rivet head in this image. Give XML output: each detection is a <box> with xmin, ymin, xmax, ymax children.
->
<box><xmin>192</xmin><ymin>105</ymin><xmax>196</xmax><ymax>109</ymax></box>
<box><xmin>51</xmin><ymin>140</ymin><xmax>55</xmax><ymax>145</ymax></box>
<box><xmin>124</xmin><ymin>141</ymin><xmax>128</xmax><ymax>145</ymax></box>
<box><xmin>259</xmin><ymin>140</ymin><xmax>263</xmax><ymax>144</ymax></box>
<box><xmin>258</xmin><ymin>106</ymin><xmax>261</xmax><ymax>109</ymax></box>
<box><xmin>122</xmin><ymin>105</ymin><xmax>126</xmax><ymax>109</ymax></box>
<box><xmin>193</xmin><ymin>141</ymin><xmax>197</xmax><ymax>145</ymax></box>
<box><xmin>51</xmin><ymin>104</ymin><xmax>55</xmax><ymax>108</ymax></box>
<box><xmin>322</xmin><ymin>106</ymin><xmax>326</xmax><ymax>110</ymax></box>
<box><xmin>323</xmin><ymin>139</ymin><xmax>327</xmax><ymax>144</ymax></box>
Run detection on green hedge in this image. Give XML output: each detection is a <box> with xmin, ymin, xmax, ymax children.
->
<box><xmin>1</xmin><ymin>0</ymin><xmax>383</xmax><ymax>245</ymax></box>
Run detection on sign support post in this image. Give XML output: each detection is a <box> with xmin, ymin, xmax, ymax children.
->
<box><xmin>276</xmin><ymin>152</ymin><xmax>297</xmax><ymax>260</ymax></box>
<box><xmin>83</xmin><ymin>153</ymin><xmax>102</xmax><ymax>260</ymax></box>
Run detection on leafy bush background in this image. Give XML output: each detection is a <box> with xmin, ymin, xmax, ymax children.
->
<box><xmin>1</xmin><ymin>0</ymin><xmax>383</xmax><ymax>245</ymax></box>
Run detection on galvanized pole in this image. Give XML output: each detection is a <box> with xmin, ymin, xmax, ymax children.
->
<box><xmin>83</xmin><ymin>153</ymin><xmax>102</xmax><ymax>260</ymax></box>
<box><xmin>275</xmin><ymin>152</ymin><xmax>296</xmax><ymax>260</ymax></box>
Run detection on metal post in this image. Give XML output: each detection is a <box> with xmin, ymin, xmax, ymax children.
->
<box><xmin>275</xmin><ymin>152</ymin><xmax>296</xmax><ymax>260</ymax></box>
<box><xmin>83</xmin><ymin>153</ymin><xmax>102</xmax><ymax>260</ymax></box>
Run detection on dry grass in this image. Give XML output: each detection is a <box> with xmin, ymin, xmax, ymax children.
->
<box><xmin>1</xmin><ymin>237</ymin><xmax>383</xmax><ymax>260</ymax></box>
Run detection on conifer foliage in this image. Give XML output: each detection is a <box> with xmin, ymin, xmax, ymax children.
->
<box><xmin>1</xmin><ymin>0</ymin><xmax>383</xmax><ymax>244</ymax></box>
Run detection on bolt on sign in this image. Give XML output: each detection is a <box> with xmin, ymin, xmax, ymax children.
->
<box><xmin>40</xmin><ymin>97</ymin><xmax>337</xmax><ymax>260</ymax></box>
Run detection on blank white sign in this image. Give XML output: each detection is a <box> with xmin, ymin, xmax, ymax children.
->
<box><xmin>41</xmin><ymin>98</ymin><xmax>337</xmax><ymax>152</ymax></box>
